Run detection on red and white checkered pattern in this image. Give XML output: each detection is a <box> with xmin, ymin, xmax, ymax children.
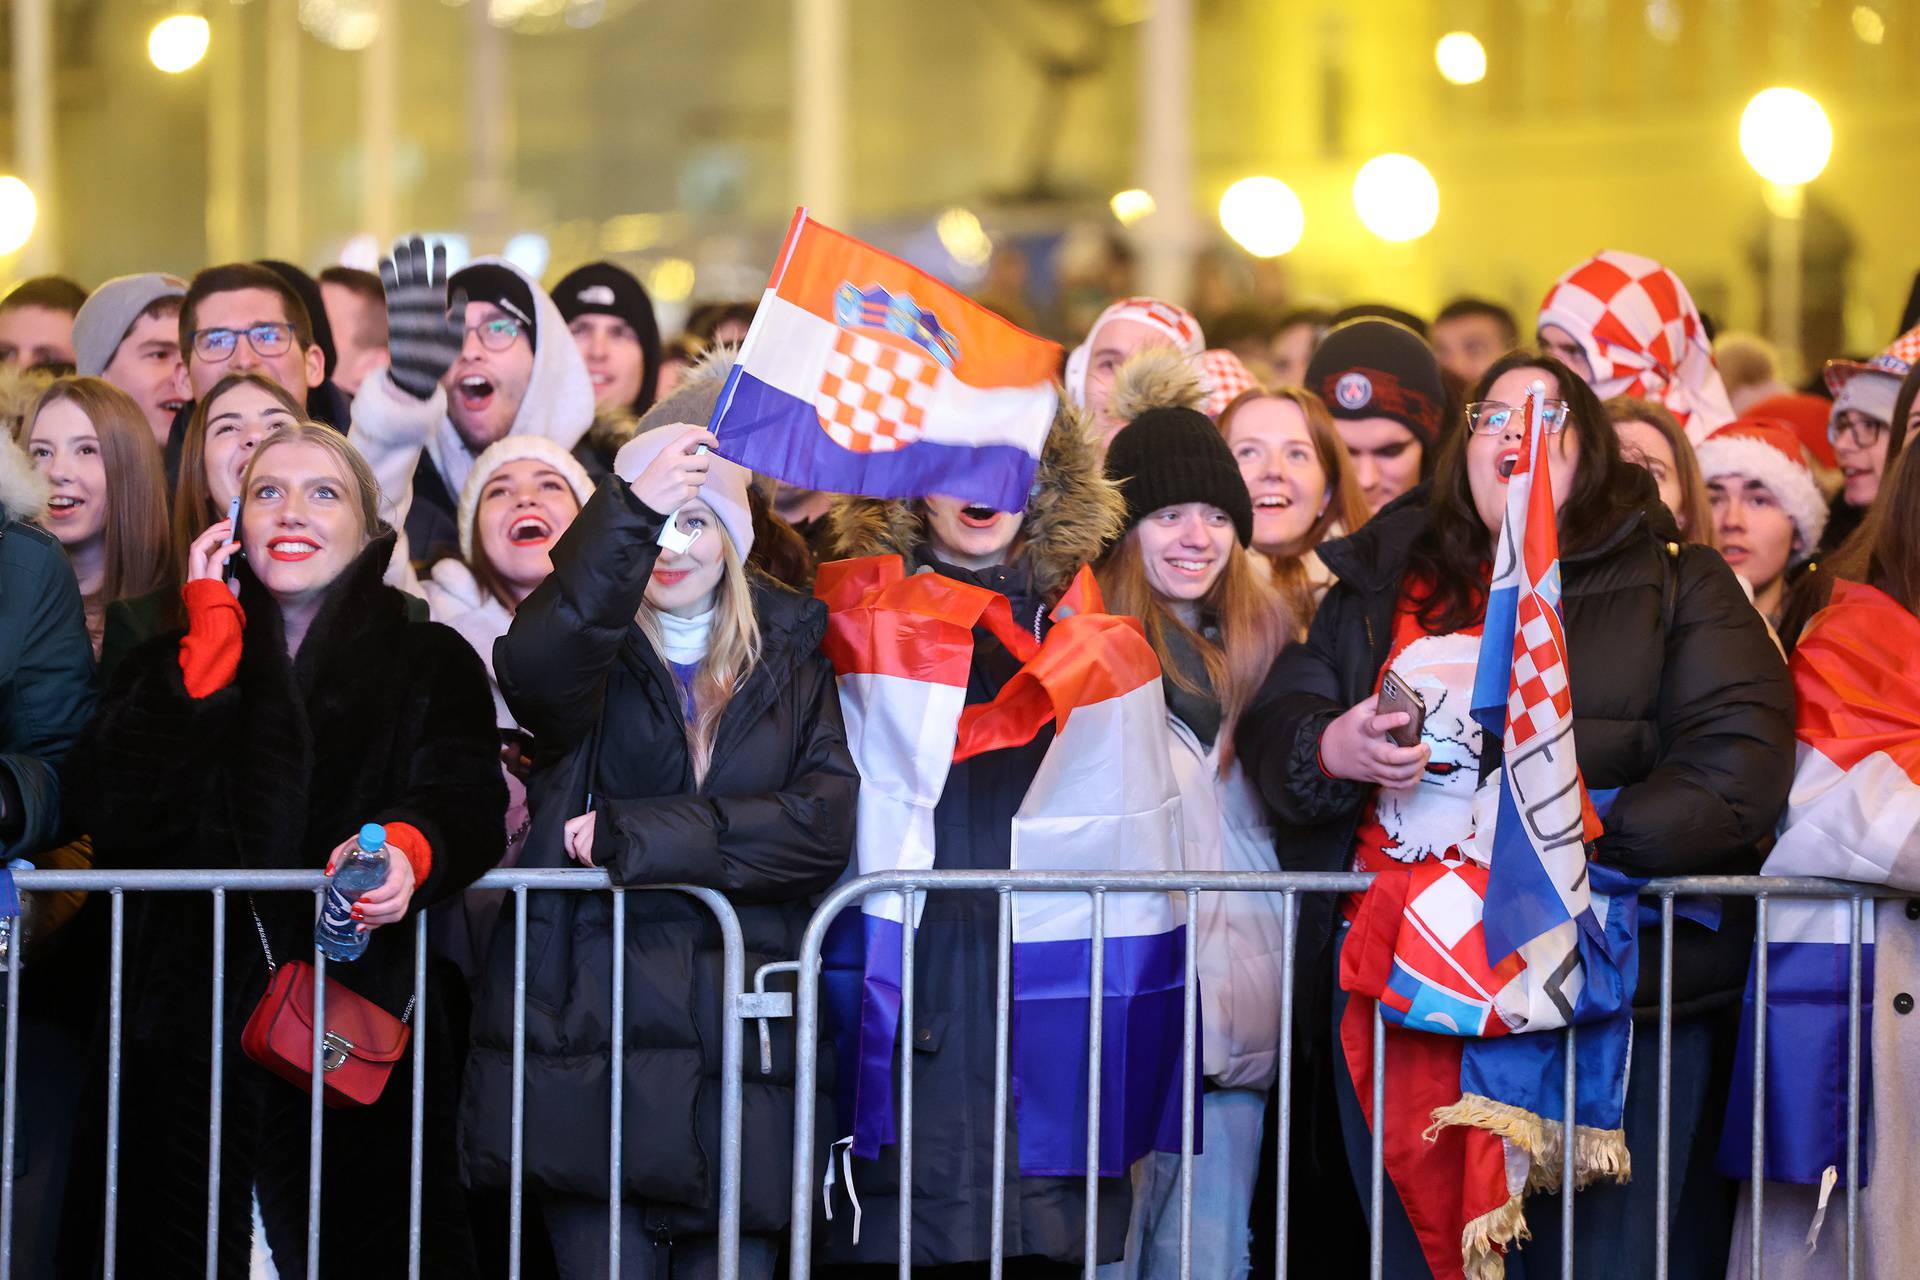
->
<box><xmin>1200</xmin><ymin>348</ymin><xmax>1257</xmax><ymax>419</ymax></box>
<box><xmin>814</xmin><ymin>331</ymin><xmax>939</xmax><ymax>453</ymax></box>
<box><xmin>1538</xmin><ymin>249</ymin><xmax>1734</xmax><ymax>441</ymax></box>
<box><xmin>1505</xmin><ymin>592</ymin><xmax>1572</xmax><ymax>745</ymax></box>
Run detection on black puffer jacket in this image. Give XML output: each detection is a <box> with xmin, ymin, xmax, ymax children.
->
<box><xmin>459</xmin><ymin>478</ymin><xmax>858</xmax><ymax>1240</ymax></box>
<box><xmin>1235</xmin><ymin>477</ymin><xmax>1795</xmax><ymax>1019</ymax></box>
<box><xmin>61</xmin><ymin>534</ymin><xmax>506</xmax><ymax>1278</ymax></box>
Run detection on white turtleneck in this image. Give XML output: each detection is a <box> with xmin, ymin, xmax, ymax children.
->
<box><xmin>657</xmin><ymin>604</ymin><xmax>716</xmax><ymax>666</ymax></box>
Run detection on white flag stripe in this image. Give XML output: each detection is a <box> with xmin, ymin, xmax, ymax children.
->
<box><xmin>1772</xmin><ymin>742</ymin><xmax>1920</xmax><ymax>887</ymax></box>
<box><xmin>741</xmin><ymin>293</ymin><xmax>1058</xmax><ymax>455</ymax></box>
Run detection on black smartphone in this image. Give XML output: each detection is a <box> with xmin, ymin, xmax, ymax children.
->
<box><xmin>1377</xmin><ymin>670</ymin><xmax>1428</xmax><ymax>749</ymax></box>
<box><xmin>222</xmin><ymin>495</ymin><xmax>243</xmax><ymax>582</ymax></box>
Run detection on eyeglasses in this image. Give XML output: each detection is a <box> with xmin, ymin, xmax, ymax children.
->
<box><xmin>453</xmin><ymin>314</ymin><xmax>525</xmax><ymax>352</ymax></box>
<box><xmin>1828</xmin><ymin>409</ymin><xmax>1887</xmax><ymax>450</ymax></box>
<box><xmin>191</xmin><ymin>322</ymin><xmax>296</xmax><ymax>363</ymax></box>
<box><xmin>1465</xmin><ymin>399</ymin><xmax>1571</xmax><ymax>436</ymax></box>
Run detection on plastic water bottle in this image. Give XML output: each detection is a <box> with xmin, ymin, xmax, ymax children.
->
<box><xmin>316</xmin><ymin>824</ymin><xmax>389</xmax><ymax>963</ymax></box>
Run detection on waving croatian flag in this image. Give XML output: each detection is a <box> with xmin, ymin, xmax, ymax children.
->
<box><xmin>1719</xmin><ymin>578</ymin><xmax>1920</xmax><ymax>1189</ymax></box>
<box><xmin>1343</xmin><ymin>387</ymin><xmax>1639</xmax><ymax>1279</ymax></box>
<box><xmin>709</xmin><ymin>209</ymin><xmax>1062</xmax><ymax>513</ymax></box>
<box><xmin>816</xmin><ymin>558</ymin><xmax>1190</xmax><ymax>1176</ymax></box>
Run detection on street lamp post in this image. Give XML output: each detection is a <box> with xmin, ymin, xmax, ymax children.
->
<box><xmin>1740</xmin><ymin>88</ymin><xmax>1832</xmax><ymax>376</ymax></box>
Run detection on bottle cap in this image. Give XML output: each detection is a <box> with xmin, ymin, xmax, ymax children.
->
<box><xmin>358</xmin><ymin>823</ymin><xmax>387</xmax><ymax>852</ymax></box>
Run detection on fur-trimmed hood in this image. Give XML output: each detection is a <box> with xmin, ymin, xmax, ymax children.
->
<box><xmin>1106</xmin><ymin>345</ymin><xmax>1207</xmax><ymax>425</ymax></box>
<box><xmin>822</xmin><ymin>394</ymin><xmax>1126</xmax><ymax>601</ymax></box>
<box><xmin>0</xmin><ymin>430</ymin><xmax>47</xmax><ymax>525</ymax></box>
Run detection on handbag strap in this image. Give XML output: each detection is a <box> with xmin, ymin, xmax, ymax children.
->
<box><xmin>249</xmin><ymin>892</ymin><xmax>417</xmax><ymax>1024</ymax></box>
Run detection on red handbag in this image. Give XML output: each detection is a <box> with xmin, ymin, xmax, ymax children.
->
<box><xmin>240</xmin><ymin>898</ymin><xmax>412</xmax><ymax>1109</ymax></box>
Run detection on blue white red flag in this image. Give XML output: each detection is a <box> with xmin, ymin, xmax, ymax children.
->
<box><xmin>816</xmin><ymin>558</ymin><xmax>1190</xmax><ymax>1178</ymax></box>
<box><xmin>1719</xmin><ymin>578</ymin><xmax>1920</xmax><ymax>1189</ymax></box>
<box><xmin>709</xmin><ymin>210</ymin><xmax>1062</xmax><ymax>513</ymax></box>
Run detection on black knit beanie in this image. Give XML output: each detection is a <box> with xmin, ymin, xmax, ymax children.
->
<box><xmin>1305</xmin><ymin>317</ymin><xmax>1446</xmax><ymax>448</ymax></box>
<box><xmin>449</xmin><ymin>262</ymin><xmax>538</xmax><ymax>351</ymax></box>
<box><xmin>1105</xmin><ymin>406</ymin><xmax>1254</xmax><ymax>546</ymax></box>
<box><xmin>553</xmin><ymin>260</ymin><xmax>663</xmax><ymax>413</ymax></box>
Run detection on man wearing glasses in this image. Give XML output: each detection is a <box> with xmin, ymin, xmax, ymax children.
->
<box><xmin>348</xmin><ymin>237</ymin><xmax>595</xmax><ymax>567</ymax></box>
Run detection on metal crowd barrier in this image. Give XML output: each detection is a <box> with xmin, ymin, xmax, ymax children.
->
<box><xmin>0</xmin><ymin>866</ymin><xmax>750</xmax><ymax>1280</ymax></box>
<box><xmin>777</xmin><ymin>870</ymin><xmax>1895</xmax><ymax>1280</ymax></box>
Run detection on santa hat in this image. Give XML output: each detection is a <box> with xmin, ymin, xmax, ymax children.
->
<box><xmin>1745</xmin><ymin>392</ymin><xmax>1838</xmax><ymax>471</ymax></box>
<box><xmin>457</xmin><ymin>435</ymin><xmax>597</xmax><ymax>562</ymax></box>
<box><xmin>1822</xmin><ymin>322</ymin><xmax>1920</xmax><ymax>434</ymax></box>
<box><xmin>1695</xmin><ymin>418</ymin><xmax>1827</xmax><ymax>561</ymax></box>
<box><xmin>1063</xmin><ymin>296</ymin><xmax>1205</xmax><ymax>409</ymax></box>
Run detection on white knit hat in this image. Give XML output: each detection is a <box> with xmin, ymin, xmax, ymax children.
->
<box><xmin>457</xmin><ymin>435</ymin><xmax>597</xmax><ymax>562</ymax></box>
<box><xmin>1695</xmin><ymin>418</ymin><xmax>1828</xmax><ymax>563</ymax></box>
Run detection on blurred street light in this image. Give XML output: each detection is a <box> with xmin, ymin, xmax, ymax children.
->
<box><xmin>1741</xmin><ymin>89</ymin><xmax>1831</xmax><ymax>376</ymax></box>
<box><xmin>1110</xmin><ymin>188</ymin><xmax>1157</xmax><ymax>227</ymax></box>
<box><xmin>1740</xmin><ymin>88</ymin><xmax>1832</xmax><ymax>186</ymax></box>
<box><xmin>649</xmin><ymin>258</ymin><xmax>696</xmax><ymax>304</ymax></box>
<box><xmin>1218</xmin><ymin>177</ymin><xmax>1304</xmax><ymax>258</ymax></box>
<box><xmin>1353</xmin><ymin>154</ymin><xmax>1439</xmax><ymax>243</ymax></box>
<box><xmin>149</xmin><ymin>14</ymin><xmax>211</xmax><ymax>74</ymax></box>
<box><xmin>936</xmin><ymin>207</ymin><xmax>993</xmax><ymax>269</ymax></box>
<box><xmin>0</xmin><ymin>178</ymin><xmax>37</xmax><ymax>256</ymax></box>
<box><xmin>1434</xmin><ymin>33</ymin><xmax>1486</xmax><ymax>86</ymax></box>
<box><xmin>1853</xmin><ymin>5</ymin><xmax>1886</xmax><ymax>44</ymax></box>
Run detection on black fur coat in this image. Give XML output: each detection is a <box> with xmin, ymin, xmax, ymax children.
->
<box><xmin>59</xmin><ymin>532</ymin><xmax>506</xmax><ymax>1278</ymax></box>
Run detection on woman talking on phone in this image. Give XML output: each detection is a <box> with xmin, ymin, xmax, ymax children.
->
<box><xmin>461</xmin><ymin>359</ymin><xmax>857</xmax><ymax>1280</ymax></box>
<box><xmin>63</xmin><ymin>421</ymin><xmax>505</xmax><ymax>1276</ymax></box>
<box><xmin>1234</xmin><ymin>351</ymin><xmax>1793</xmax><ymax>1276</ymax></box>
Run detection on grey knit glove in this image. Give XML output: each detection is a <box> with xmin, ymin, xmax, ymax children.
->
<box><xmin>380</xmin><ymin>236</ymin><xmax>466</xmax><ymax>401</ymax></box>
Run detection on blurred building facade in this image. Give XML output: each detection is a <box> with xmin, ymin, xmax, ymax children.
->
<box><xmin>4</xmin><ymin>0</ymin><xmax>1916</xmax><ymax>368</ymax></box>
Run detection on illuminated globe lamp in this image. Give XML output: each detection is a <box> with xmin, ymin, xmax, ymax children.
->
<box><xmin>149</xmin><ymin>14</ymin><xmax>212</xmax><ymax>74</ymax></box>
<box><xmin>1435</xmin><ymin>32</ymin><xmax>1487</xmax><ymax>86</ymax></box>
<box><xmin>1740</xmin><ymin>88</ymin><xmax>1832</xmax><ymax>377</ymax></box>
<box><xmin>1218</xmin><ymin>177</ymin><xmax>1305</xmax><ymax>258</ymax></box>
<box><xmin>0</xmin><ymin>178</ymin><xmax>36</xmax><ymax>257</ymax></box>
<box><xmin>1352</xmin><ymin>154</ymin><xmax>1439</xmax><ymax>243</ymax></box>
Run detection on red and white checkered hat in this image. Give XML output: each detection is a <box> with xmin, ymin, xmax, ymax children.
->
<box><xmin>1537</xmin><ymin>250</ymin><xmax>1735</xmax><ymax>442</ymax></box>
<box><xmin>1199</xmin><ymin>348</ymin><xmax>1257</xmax><ymax>420</ymax></box>
<box><xmin>1064</xmin><ymin>296</ymin><xmax>1206</xmax><ymax>409</ymax></box>
<box><xmin>1696</xmin><ymin>417</ymin><xmax>1828</xmax><ymax>561</ymax></box>
<box><xmin>1822</xmin><ymin>322</ymin><xmax>1920</xmax><ymax>431</ymax></box>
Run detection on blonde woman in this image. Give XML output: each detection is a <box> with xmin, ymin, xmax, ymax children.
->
<box><xmin>460</xmin><ymin>377</ymin><xmax>858</xmax><ymax>1278</ymax></box>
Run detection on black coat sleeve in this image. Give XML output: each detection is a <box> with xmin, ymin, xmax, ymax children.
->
<box><xmin>1</xmin><ymin>531</ymin><xmax>95</xmax><ymax>859</ymax></box>
<box><xmin>495</xmin><ymin>477</ymin><xmax>668</xmax><ymax>747</ymax></box>
<box><xmin>590</xmin><ymin>651</ymin><xmax>858</xmax><ymax>903</ymax></box>
<box><xmin>373</xmin><ymin>624</ymin><xmax>509</xmax><ymax>908</ymax></box>
<box><xmin>1234</xmin><ymin>581</ymin><xmax>1368</xmax><ymax>847</ymax></box>
<box><xmin>1596</xmin><ymin>546</ymin><xmax>1795</xmax><ymax>877</ymax></box>
<box><xmin>68</xmin><ymin>636</ymin><xmax>242</xmax><ymax>868</ymax></box>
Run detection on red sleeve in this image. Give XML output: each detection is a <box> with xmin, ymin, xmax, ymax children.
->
<box><xmin>382</xmin><ymin>821</ymin><xmax>433</xmax><ymax>885</ymax></box>
<box><xmin>178</xmin><ymin>579</ymin><xmax>246</xmax><ymax>699</ymax></box>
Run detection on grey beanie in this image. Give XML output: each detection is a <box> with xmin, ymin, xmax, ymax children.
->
<box><xmin>72</xmin><ymin>273</ymin><xmax>186</xmax><ymax>377</ymax></box>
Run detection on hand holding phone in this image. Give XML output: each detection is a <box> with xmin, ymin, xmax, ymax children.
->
<box><xmin>1376</xmin><ymin>670</ymin><xmax>1427</xmax><ymax>749</ymax></box>
<box><xmin>220</xmin><ymin>496</ymin><xmax>243</xmax><ymax>582</ymax></box>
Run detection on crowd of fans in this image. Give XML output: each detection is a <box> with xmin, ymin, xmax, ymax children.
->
<box><xmin>0</xmin><ymin>232</ymin><xmax>1912</xmax><ymax>1280</ymax></box>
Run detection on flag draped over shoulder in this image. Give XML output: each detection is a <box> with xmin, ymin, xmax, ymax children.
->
<box><xmin>1338</xmin><ymin>388</ymin><xmax>1637</xmax><ymax>1280</ymax></box>
<box><xmin>708</xmin><ymin>209</ymin><xmax>1062</xmax><ymax>513</ymax></box>
<box><xmin>1718</xmin><ymin>579</ymin><xmax>1920</xmax><ymax>1188</ymax></box>
<box><xmin>816</xmin><ymin>556</ymin><xmax>1191</xmax><ymax>1177</ymax></box>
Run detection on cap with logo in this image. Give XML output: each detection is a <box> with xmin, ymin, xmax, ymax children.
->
<box><xmin>1304</xmin><ymin>317</ymin><xmax>1447</xmax><ymax>449</ymax></box>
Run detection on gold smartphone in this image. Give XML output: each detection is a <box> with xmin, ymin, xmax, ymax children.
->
<box><xmin>1377</xmin><ymin>670</ymin><xmax>1427</xmax><ymax>749</ymax></box>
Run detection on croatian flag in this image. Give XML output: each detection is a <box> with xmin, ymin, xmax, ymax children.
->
<box><xmin>710</xmin><ymin>209</ymin><xmax>1062</xmax><ymax>513</ymax></box>
<box><xmin>1719</xmin><ymin>578</ymin><xmax>1920</xmax><ymax>1187</ymax></box>
<box><xmin>817</xmin><ymin>558</ymin><xmax>1190</xmax><ymax>1176</ymax></box>
<box><xmin>1341</xmin><ymin>387</ymin><xmax>1638</xmax><ymax>1279</ymax></box>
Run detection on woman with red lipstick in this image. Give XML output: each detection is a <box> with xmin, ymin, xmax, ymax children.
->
<box><xmin>63</xmin><ymin>421</ymin><xmax>505</xmax><ymax>1276</ymax></box>
<box><xmin>16</xmin><ymin>377</ymin><xmax>170</xmax><ymax>658</ymax></box>
<box><xmin>1097</xmin><ymin>372</ymin><xmax>1292</xmax><ymax>1280</ymax></box>
<box><xmin>463</xmin><ymin>355</ymin><xmax>857</xmax><ymax>1279</ymax></box>
<box><xmin>1236</xmin><ymin>351</ymin><xmax>1793</xmax><ymax>1277</ymax></box>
